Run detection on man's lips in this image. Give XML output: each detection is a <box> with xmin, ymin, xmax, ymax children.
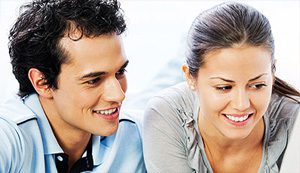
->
<box><xmin>92</xmin><ymin>107</ymin><xmax>120</xmax><ymax>120</ymax></box>
<box><xmin>93</xmin><ymin>107</ymin><xmax>118</xmax><ymax>115</ymax></box>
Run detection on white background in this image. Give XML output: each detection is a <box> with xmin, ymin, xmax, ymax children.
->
<box><xmin>0</xmin><ymin>0</ymin><xmax>299</xmax><ymax>104</ymax></box>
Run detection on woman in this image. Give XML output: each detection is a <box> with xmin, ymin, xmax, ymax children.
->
<box><xmin>143</xmin><ymin>2</ymin><xmax>300</xmax><ymax>173</ymax></box>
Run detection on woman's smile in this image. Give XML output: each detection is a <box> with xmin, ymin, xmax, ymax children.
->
<box><xmin>222</xmin><ymin>113</ymin><xmax>255</xmax><ymax>126</ymax></box>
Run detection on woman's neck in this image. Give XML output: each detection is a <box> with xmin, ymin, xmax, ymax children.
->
<box><xmin>198</xmin><ymin>116</ymin><xmax>265</xmax><ymax>173</ymax></box>
<box><xmin>198</xmin><ymin>115</ymin><xmax>264</xmax><ymax>151</ymax></box>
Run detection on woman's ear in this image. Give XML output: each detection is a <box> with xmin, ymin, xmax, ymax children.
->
<box><xmin>272</xmin><ymin>59</ymin><xmax>277</xmax><ymax>85</ymax></box>
<box><xmin>272</xmin><ymin>59</ymin><xmax>277</xmax><ymax>74</ymax></box>
<box><xmin>182</xmin><ymin>65</ymin><xmax>196</xmax><ymax>90</ymax></box>
<box><xmin>28</xmin><ymin>68</ymin><xmax>53</xmax><ymax>98</ymax></box>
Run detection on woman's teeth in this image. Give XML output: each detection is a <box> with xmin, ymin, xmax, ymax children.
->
<box><xmin>225</xmin><ymin>114</ymin><xmax>251</xmax><ymax>122</ymax></box>
<box><xmin>94</xmin><ymin>108</ymin><xmax>117</xmax><ymax>115</ymax></box>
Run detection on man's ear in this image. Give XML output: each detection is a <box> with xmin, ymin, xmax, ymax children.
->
<box><xmin>182</xmin><ymin>65</ymin><xmax>196</xmax><ymax>90</ymax></box>
<box><xmin>28</xmin><ymin>68</ymin><xmax>53</xmax><ymax>98</ymax></box>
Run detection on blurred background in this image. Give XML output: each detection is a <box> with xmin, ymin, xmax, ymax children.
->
<box><xmin>0</xmin><ymin>0</ymin><xmax>299</xmax><ymax>104</ymax></box>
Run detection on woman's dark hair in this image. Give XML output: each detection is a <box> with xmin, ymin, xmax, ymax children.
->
<box><xmin>9</xmin><ymin>0</ymin><xmax>126</xmax><ymax>97</ymax></box>
<box><xmin>186</xmin><ymin>2</ymin><xmax>300</xmax><ymax>102</ymax></box>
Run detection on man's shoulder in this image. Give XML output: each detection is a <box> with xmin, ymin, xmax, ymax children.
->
<box><xmin>0</xmin><ymin>95</ymin><xmax>39</xmax><ymax>148</ymax></box>
<box><xmin>0</xmin><ymin>114</ymin><xmax>39</xmax><ymax>172</ymax></box>
<box><xmin>120</xmin><ymin>109</ymin><xmax>143</xmax><ymax>124</ymax></box>
<box><xmin>97</xmin><ymin>110</ymin><xmax>146</xmax><ymax>172</ymax></box>
<box><xmin>0</xmin><ymin>95</ymin><xmax>37</xmax><ymax>124</ymax></box>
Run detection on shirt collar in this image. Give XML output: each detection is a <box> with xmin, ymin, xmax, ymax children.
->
<box><xmin>23</xmin><ymin>94</ymin><xmax>63</xmax><ymax>155</ymax></box>
<box><xmin>92</xmin><ymin>133</ymin><xmax>116</xmax><ymax>166</ymax></box>
<box><xmin>192</xmin><ymin>91</ymin><xmax>200</xmax><ymax>123</ymax></box>
<box><xmin>24</xmin><ymin>93</ymin><xmax>113</xmax><ymax>167</ymax></box>
<box><xmin>92</xmin><ymin>135</ymin><xmax>103</xmax><ymax>165</ymax></box>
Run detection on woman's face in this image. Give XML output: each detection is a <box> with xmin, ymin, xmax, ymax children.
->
<box><xmin>190</xmin><ymin>45</ymin><xmax>273</xmax><ymax>140</ymax></box>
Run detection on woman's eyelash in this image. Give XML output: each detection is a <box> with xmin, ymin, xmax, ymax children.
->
<box><xmin>215</xmin><ymin>83</ymin><xmax>267</xmax><ymax>91</ymax></box>
<box><xmin>216</xmin><ymin>86</ymin><xmax>232</xmax><ymax>91</ymax></box>
<box><xmin>249</xmin><ymin>83</ymin><xmax>267</xmax><ymax>89</ymax></box>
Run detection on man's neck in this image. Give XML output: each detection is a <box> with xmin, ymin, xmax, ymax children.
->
<box><xmin>39</xmin><ymin>96</ymin><xmax>92</xmax><ymax>167</ymax></box>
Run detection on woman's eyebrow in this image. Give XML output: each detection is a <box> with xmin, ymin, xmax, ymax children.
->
<box><xmin>248</xmin><ymin>73</ymin><xmax>268</xmax><ymax>82</ymax></box>
<box><xmin>209</xmin><ymin>73</ymin><xmax>268</xmax><ymax>83</ymax></box>
<box><xmin>209</xmin><ymin>77</ymin><xmax>234</xmax><ymax>83</ymax></box>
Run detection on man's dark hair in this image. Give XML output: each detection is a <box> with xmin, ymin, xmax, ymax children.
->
<box><xmin>9</xmin><ymin>0</ymin><xmax>126</xmax><ymax>97</ymax></box>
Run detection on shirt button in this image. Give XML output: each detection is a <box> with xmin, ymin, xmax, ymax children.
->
<box><xmin>57</xmin><ymin>156</ymin><xmax>64</xmax><ymax>161</ymax></box>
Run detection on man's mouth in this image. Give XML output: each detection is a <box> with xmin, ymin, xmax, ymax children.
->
<box><xmin>93</xmin><ymin>108</ymin><xmax>118</xmax><ymax>116</ymax></box>
<box><xmin>92</xmin><ymin>107</ymin><xmax>120</xmax><ymax>120</ymax></box>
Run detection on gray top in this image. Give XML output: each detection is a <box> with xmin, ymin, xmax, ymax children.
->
<box><xmin>143</xmin><ymin>82</ymin><xmax>300</xmax><ymax>173</ymax></box>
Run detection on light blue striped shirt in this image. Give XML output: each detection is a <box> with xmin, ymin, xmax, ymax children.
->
<box><xmin>0</xmin><ymin>94</ymin><xmax>146</xmax><ymax>173</ymax></box>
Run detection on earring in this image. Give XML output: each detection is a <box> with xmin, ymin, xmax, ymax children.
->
<box><xmin>190</xmin><ymin>85</ymin><xmax>195</xmax><ymax>90</ymax></box>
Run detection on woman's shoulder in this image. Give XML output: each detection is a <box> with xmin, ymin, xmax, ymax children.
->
<box><xmin>144</xmin><ymin>82</ymin><xmax>199</xmax><ymax>130</ymax></box>
<box><xmin>147</xmin><ymin>82</ymin><xmax>197</xmax><ymax>112</ymax></box>
<box><xmin>267</xmin><ymin>93</ymin><xmax>300</xmax><ymax>120</ymax></box>
<box><xmin>265</xmin><ymin>94</ymin><xmax>300</xmax><ymax>168</ymax></box>
<box><xmin>266</xmin><ymin>93</ymin><xmax>300</xmax><ymax>139</ymax></box>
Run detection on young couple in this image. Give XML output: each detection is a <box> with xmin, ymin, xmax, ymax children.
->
<box><xmin>0</xmin><ymin>0</ymin><xmax>299</xmax><ymax>172</ymax></box>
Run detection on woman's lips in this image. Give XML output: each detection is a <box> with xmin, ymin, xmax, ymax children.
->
<box><xmin>222</xmin><ymin>113</ymin><xmax>254</xmax><ymax>126</ymax></box>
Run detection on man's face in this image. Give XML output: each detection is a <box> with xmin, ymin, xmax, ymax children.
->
<box><xmin>46</xmin><ymin>33</ymin><xmax>128</xmax><ymax>136</ymax></box>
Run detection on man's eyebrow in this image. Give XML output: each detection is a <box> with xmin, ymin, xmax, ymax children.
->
<box><xmin>79</xmin><ymin>60</ymin><xmax>129</xmax><ymax>80</ymax></box>
<box><xmin>209</xmin><ymin>73</ymin><xmax>268</xmax><ymax>83</ymax></box>
<box><xmin>79</xmin><ymin>71</ymin><xmax>106</xmax><ymax>80</ymax></box>
<box><xmin>119</xmin><ymin>60</ymin><xmax>129</xmax><ymax>70</ymax></box>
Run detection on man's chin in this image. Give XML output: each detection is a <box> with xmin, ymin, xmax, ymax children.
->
<box><xmin>93</xmin><ymin>123</ymin><xmax>119</xmax><ymax>136</ymax></box>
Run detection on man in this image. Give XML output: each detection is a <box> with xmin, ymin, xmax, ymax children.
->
<box><xmin>0</xmin><ymin>0</ymin><xmax>146</xmax><ymax>172</ymax></box>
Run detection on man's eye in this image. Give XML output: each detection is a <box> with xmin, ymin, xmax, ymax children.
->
<box><xmin>216</xmin><ymin>86</ymin><xmax>232</xmax><ymax>91</ymax></box>
<box><xmin>86</xmin><ymin>78</ymin><xmax>101</xmax><ymax>85</ymax></box>
<box><xmin>249</xmin><ymin>83</ymin><xmax>267</xmax><ymax>89</ymax></box>
<box><xmin>116</xmin><ymin>68</ymin><xmax>127</xmax><ymax>79</ymax></box>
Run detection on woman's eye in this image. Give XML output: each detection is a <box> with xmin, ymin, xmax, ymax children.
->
<box><xmin>116</xmin><ymin>68</ymin><xmax>127</xmax><ymax>79</ymax></box>
<box><xmin>249</xmin><ymin>83</ymin><xmax>267</xmax><ymax>89</ymax></box>
<box><xmin>216</xmin><ymin>86</ymin><xmax>232</xmax><ymax>91</ymax></box>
